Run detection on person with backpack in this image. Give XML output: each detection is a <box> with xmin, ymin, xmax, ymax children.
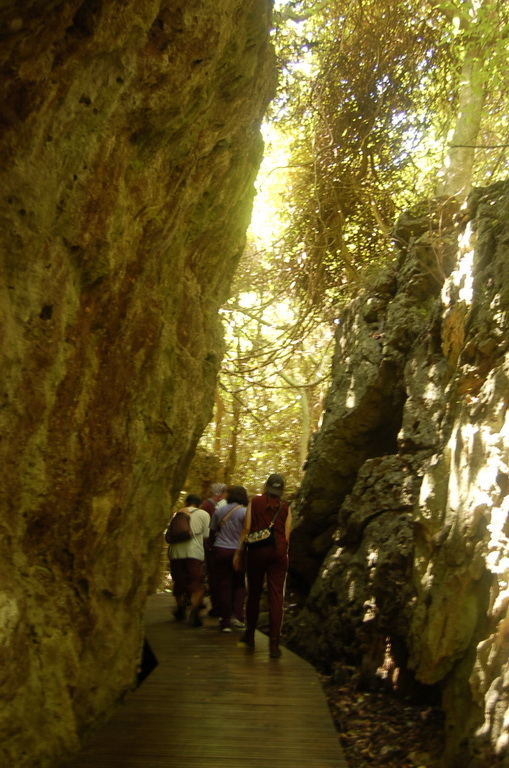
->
<box><xmin>166</xmin><ymin>494</ymin><xmax>210</xmax><ymax>627</ymax></box>
<box><xmin>209</xmin><ymin>485</ymin><xmax>248</xmax><ymax>633</ymax></box>
<box><xmin>233</xmin><ymin>474</ymin><xmax>292</xmax><ymax>659</ymax></box>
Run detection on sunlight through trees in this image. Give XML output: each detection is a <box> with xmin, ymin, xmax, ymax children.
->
<box><xmin>198</xmin><ymin>0</ymin><xmax>509</xmax><ymax>494</ymax></box>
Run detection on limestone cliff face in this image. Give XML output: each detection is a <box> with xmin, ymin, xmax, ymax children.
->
<box><xmin>288</xmin><ymin>183</ymin><xmax>509</xmax><ymax>767</ymax></box>
<box><xmin>0</xmin><ymin>2</ymin><xmax>273</xmax><ymax>766</ymax></box>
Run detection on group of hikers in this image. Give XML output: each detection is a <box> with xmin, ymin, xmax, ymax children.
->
<box><xmin>165</xmin><ymin>473</ymin><xmax>292</xmax><ymax>659</ymax></box>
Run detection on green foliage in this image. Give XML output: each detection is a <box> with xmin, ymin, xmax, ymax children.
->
<box><xmin>270</xmin><ymin>0</ymin><xmax>453</xmax><ymax>312</ymax></box>
<box><xmin>199</xmin><ymin>239</ymin><xmax>334</xmax><ymax>497</ymax></box>
<box><xmin>198</xmin><ymin>0</ymin><xmax>509</xmax><ymax>495</ymax></box>
<box><xmin>269</xmin><ymin>0</ymin><xmax>509</xmax><ymax>311</ymax></box>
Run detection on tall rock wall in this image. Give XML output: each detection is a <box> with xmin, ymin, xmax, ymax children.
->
<box><xmin>0</xmin><ymin>2</ymin><xmax>274</xmax><ymax>766</ymax></box>
<box><xmin>288</xmin><ymin>183</ymin><xmax>509</xmax><ymax>767</ymax></box>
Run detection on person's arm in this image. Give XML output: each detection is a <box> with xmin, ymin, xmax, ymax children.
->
<box><xmin>207</xmin><ymin>509</ymin><xmax>219</xmax><ymax>548</ymax></box>
<box><xmin>240</xmin><ymin>500</ymin><xmax>251</xmax><ymax>545</ymax></box>
<box><xmin>233</xmin><ymin>501</ymin><xmax>251</xmax><ymax>570</ymax></box>
<box><xmin>191</xmin><ymin>507</ymin><xmax>210</xmax><ymax>546</ymax></box>
<box><xmin>200</xmin><ymin>509</ymin><xmax>210</xmax><ymax>542</ymax></box>
<box><xmin>284</xmin><ymin>504</ymin><xmax>292</xmax><ymax>542</ymax></box>
<box><xmin>209</xmin><ymin>509</ymin><xmax>219</xmax><ymax>533</ymax></box>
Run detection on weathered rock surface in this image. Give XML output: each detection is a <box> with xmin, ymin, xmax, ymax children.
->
<box><xmin>287</xmin><ymin>184</ymin><xmax>509</xmax><ymax>767</ymax></box>
<box><xmin>0</xmin><ymin>2</ymin><xmax>273</xmax><ymax>766</ymax></box>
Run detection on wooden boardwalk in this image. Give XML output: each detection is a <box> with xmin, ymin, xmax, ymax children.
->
<box><xmin>68</xmin><ymin>593</ymin><xmax>347</xmax><ymax>768</ymax></box>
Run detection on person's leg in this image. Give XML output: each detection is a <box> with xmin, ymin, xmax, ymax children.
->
<box><xmin>231</xmin><ymin>557</ymin><xmax>246</xmax><ymax>625</ymax></box>
<box><xmin>213</xmin><ymin>547</ymin><xmax>234</xmax><ymax>630</ymax></box>
<box><xmin>205</xmin><ymin>547</ymin><xmax>220</xmax><ymax>616</ymax></box>
<box><xmin>241</xmin><ymin>550</ymin><xmax>266</xmax><ymax>646</ymax></box>
<box><xmin>265</xmin><ymin>553</ymin><xmax>288</xmax><ymax>657</ymax></box>
<box><xmin>170</xmin><ymin>559</ymin><xmax>187</xmax><ymax>619</ymax></box>
<box><xmin>186</xmin><ymin>558</ymin><xmax>205</xmax><ymax>627</ymax></box>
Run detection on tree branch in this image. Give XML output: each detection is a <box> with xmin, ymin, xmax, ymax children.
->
<box><xmin>450</xmin><ymin>143</ymin><xmax>509</xmax><ymax>148</ymax></box>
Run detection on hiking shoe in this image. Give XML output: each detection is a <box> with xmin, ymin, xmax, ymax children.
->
<box><xmin>188</xmin><ymin>612</ymin><xmax>203</xmax><ymax>628</ymax></box>
<box><xmin>237</xmin><ymin>632</ymin><xmax>255</xmax><ymax>650</ymax></box>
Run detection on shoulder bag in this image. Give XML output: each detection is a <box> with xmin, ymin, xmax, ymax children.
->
<box><xmin>244</xmin><ymin>502</ymin><xmax>283</xmax><ymax>549</ymax></box>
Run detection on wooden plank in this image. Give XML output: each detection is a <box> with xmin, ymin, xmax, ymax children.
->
<box><xmin>67</xmin><ymin>593</ymin><xmax>348</xmax><ymax>768</ymax></box>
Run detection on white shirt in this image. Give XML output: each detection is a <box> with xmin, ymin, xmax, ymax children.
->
<box><xmin>168</xmin><ymin>507</ymin><xmax>210</xmax><ymax>561</ymax></box>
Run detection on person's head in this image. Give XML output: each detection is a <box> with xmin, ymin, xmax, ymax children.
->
<box><xmin>210</xmin><ymin>482</ymin><xmax>227</xmax><ymax>501</ymax></box>
<box><xmin>227</xmin><ymin>485</ymin><xmax>248</xmax><ymax>506</ymax></box>
<box><xmin>264</xmin><ymin>473</ymin><xmax>285</xmax><ymax>497</ymax></box>
<box><xmin>185</xmin><ymin>494</ymin><xmax>201</xmax><ymax>508</ymax></box>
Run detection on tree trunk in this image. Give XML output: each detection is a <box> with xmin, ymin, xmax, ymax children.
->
<box><xmin>279</xmin><ymin>371</ymin><xmax>311</xmax><ymax>471</ymax></box>
<box><xmin>437</xmin><ymin>43</ymin><xmax>486</xmax><ymax>200</ymax></box>
<box><xmin>213</xmin><ymin>387</ymin><xmax>224</xmax><ymax>458</ymax></box>
<box><xmin>436</xmin><ymin>0</ymin><xmax>492</xmax><ymax>200</ymax></box>
<box><xmin>224</xmin><ymin>395</ymin><xmax>241</xmax><ymax>484</ymax></box>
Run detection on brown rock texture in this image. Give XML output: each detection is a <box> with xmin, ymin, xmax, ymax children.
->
<box><xmin>0</xmin><ymin>1</ymin><xmax>273</xmax><ymax>766</ymax></box>
<box><xmin>287</xmin><ymin>184</ymin><xmax>509</xmax><ymax>767</ymax></box>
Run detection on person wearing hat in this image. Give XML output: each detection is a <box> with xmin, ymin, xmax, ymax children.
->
<box><xmin>233</xmin><ymin>473</ymin><xmax>292</xmax><ymax>658</ymax></box>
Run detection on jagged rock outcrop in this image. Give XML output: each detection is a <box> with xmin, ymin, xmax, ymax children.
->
<box><xmin>182</xmin><ymin>445</ymin><xmax>223</xmax><ymax>499</ymax></box>
<box><xmin>287</xmin><ymin>184</ymin><xmax>509</xmax><ymax>767</ymax></box>
<box><xmin>0</xmin><ymin>2</ymin><xmax>273</xmax><ymax>766</ymax></box>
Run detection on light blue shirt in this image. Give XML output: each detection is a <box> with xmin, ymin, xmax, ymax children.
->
<box><xmin>211</xmin><ymin>502</ymin><xmax>246</xmax><ymax>549</ymax></box>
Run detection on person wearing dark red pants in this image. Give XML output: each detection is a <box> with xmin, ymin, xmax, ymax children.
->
<box><xmin>233</xmin><ymin>473</ymin><xmax>292</xmax><ymax>658</ymax></box>
<box><xmin>167</xmin><ymin>495</ymin><xmax>210</xmax><ymax>627</ymax></box>
<box><xmin>210</xmin><ymin>485</ymin><xmax>248</xmax><ymax>632</ymax></box>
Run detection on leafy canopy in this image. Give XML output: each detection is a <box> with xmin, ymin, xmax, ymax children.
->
<box><xmin>198</xmin><ymin>0</ymin><xmax>509</xmax><ymax>494</ymax></box>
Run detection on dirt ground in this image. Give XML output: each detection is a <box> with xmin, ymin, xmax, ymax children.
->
<box><xmin>280</xmin><ymin>592</ymin><xmax>445</xmax><ymax>768</ymax></box>
<box><xmin>320</xmin><ymin>673</ymin><xmax>444</xmax><ymax>768</ymax></box>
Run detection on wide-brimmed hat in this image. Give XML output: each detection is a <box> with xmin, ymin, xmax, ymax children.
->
<box><xmin>265</xmin><ymin>473</ymin><xmax>285</xmax><ymax>496</ymax></box>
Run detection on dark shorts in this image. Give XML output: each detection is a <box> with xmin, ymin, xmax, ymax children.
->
<box><xmin>170</xmin><ymin>558</ymin><xmax>205</xmax><ymax>598</ymax></box>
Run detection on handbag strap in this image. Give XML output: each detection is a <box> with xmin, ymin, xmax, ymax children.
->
<box><xmin>218</xmin><ymin>504</ymin><xmax>242</xmax><ymax>529</ymax></box>
<box><xmin>268</xmin><ymin>501</ymin><xmax>284</xmax><ymax>529</ymax></box>
<box><xmin>247</xmin><ymin>499</ymin><xmax>284</xmax><ymax>535</ymax></box>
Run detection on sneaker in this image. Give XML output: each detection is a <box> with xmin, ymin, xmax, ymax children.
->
<box><xmin>208</xmin><ymin>608</ymin><xmax>221</xmax><ymax>617</ymax></box>
<box><xmin>231</xmin><ymin>618</ymin><xmax>245</xmax><ymax>629</ymax></box>
<box><xmin>172</xmin><ymin>606</ymin><xmax>185</xmax><ymax>621</ymax></box>
<box><xmin>221</xmin><ymin>627</ymin><xmax>233</xmax><ymax>633</ymax></box>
